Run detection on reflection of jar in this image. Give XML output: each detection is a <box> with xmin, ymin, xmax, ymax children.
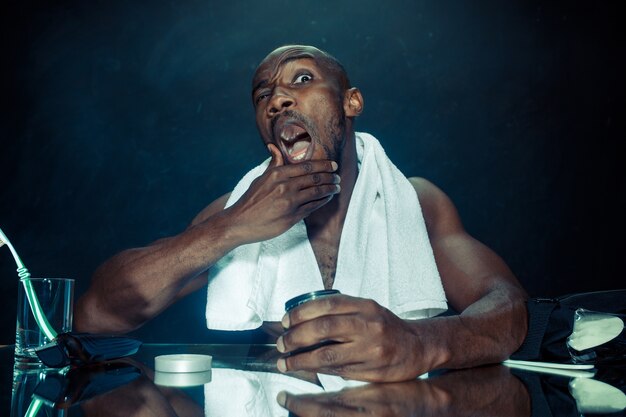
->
<box><xmin>285</xmin><ymin>290</ymin><xmax>341</xmax><ymax>312</ymax></box>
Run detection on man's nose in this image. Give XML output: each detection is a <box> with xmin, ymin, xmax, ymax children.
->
<box><xmin>267</xmin><ymin>91</ymin><xmax>295</xmax><ymax>117</ymax></box>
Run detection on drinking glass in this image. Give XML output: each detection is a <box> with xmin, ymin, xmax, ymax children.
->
<box><xmin>14</xmin><ymin>277</ymin><xmax>74</xmax><ymax>367</ymax></box>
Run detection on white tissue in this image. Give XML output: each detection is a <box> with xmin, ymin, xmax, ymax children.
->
<box><xmin>567</xmin><ymin>311</ymin><xmax>624</xmax><ymax>351</ymax></box>
<box><xmin>569</xmin><ymin>377</ymin><xmax>626</xmax><ymax>414</ymax></box>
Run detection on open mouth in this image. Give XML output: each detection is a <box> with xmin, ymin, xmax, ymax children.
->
<box><xmin>278</xmin><ymin>123</ymin><xmax>312</xmax><ymax>163</ymax></box>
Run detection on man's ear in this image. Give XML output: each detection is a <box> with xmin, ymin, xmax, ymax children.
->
<box><xmin>344</xmin><ymin>87</ymin><xmax>364</xmax><ymax>117</ymax></box>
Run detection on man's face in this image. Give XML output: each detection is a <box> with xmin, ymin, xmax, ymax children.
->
<box><xmin>252</xmin><ymin>50</ymin><xmax>347</xmax><ymax>165</ymax></box>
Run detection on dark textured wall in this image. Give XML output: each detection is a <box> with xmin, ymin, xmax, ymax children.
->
<box><xmin>1</xmin><ymin>0</ymin><xmax>623</xmax><ymax>343</ymax></box>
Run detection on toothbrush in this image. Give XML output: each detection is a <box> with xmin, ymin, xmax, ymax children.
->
<box><xmin>0</xmin><ymin>227</ymin><xmax>57</xmax><ymax>340</ymax></box>
<box><xmin>24</xmin><ymin>397</ymin><xmax>43</xmax><ymax>417</ymax></box>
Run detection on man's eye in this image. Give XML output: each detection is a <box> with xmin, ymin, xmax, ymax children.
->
<box><xmin>255</xmin><ymin>93</ymin><xmax>270</xmax><ymax>104</ymax></box>
<box><xmin>294</xmin><ymin>74</ymin><xmax>313</xmax><ymax>84</ymax></box>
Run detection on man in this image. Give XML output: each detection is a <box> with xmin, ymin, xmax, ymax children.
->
<box><xmin>75</xmin><ymin>45</ymin><xmax>528</xmax><ymax>382</ymax></box>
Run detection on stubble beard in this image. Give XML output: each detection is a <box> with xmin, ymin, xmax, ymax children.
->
<box><xmin>320</xmin><ymin>106</ymin><xmax>347</xmax><ymax>165</ymax></box>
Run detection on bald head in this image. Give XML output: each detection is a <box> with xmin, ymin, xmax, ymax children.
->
<box><xmin>253</xmin><ymin>45</ymin><xmax>351</xmax><ymax>95</ymax></box>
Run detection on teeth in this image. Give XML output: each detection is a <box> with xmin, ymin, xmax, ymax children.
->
<box><xmin>286</xmin><ymin>138</ymin><xmax>310</xmax><ymax>161</ymax></box>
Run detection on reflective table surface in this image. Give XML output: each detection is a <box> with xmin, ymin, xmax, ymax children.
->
<box><xmin>2</xmin><ymin>343</ymin><xmax>625</xmax><ymax>416</ymax></box>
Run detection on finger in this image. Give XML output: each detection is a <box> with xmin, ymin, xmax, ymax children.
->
<box><xmin>280</xmin><ymin>159</ymin><xmax>339</xmax><ymax>178</ymax></box>
<box><xmin>287</xmin><ymin>353</ymin><xmax>384</xmax><ymax>382</ymax></box>
<box><xmin>291</xmin><ymin>184</ymin><xmax>341</xmax><ymax>210</ymax></box>
<box><xmin>267</xmin><ymin>143</ymin><xmax>284</xmax><ymax>168</ymax></box>
<box><xmin>313</xmin><ymin>383</ymin><xmax>406</xmax><ymax>405</ymax></box>
<box><xmin>294</xmin><ymin>172</ymin><xmax>341</xmax><ymax>190</ymax></box>
<box><xmin>280</xmin><ymin>342</ymin><xmax>365</xmax><ymax>375</ymax></box>
<box><xmin>279</xmin><ymin>314</ymin><xmax>365</xmax><ymax>353</ymax></box>
<box><xmin>296</xmin><ymin>195</ymin><xmax>336</xmax><ymax>218</ymax></box>
<box><xmin>278</xmin><ymin>391</ymin><xmax>367</xmax><ymax>417</ymax></box>
<box><xmin>284</xmin><ymin>295</ymin><xmax>377</xmax><ymax>328</ymax></box>
<box><xmin>271</xmin><ymin>172</ymin><xmax>340</xmax><ymax>194</ymax></box>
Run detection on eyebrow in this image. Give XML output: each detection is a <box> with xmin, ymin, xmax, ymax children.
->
<box><xmin>252</xmin><ymin>79</ymin><xmax>268</xmax><ymax>95</ymax></box>
<box><xmin>252</xmin><ymin>55</ymin><xmax>316</xmax><ymax>96</ymax></box>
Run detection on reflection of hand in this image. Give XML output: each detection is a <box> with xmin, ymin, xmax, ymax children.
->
<box><xmin>277</xmin><ymin>365</ymin><xmax>531</xmax><ymax>417</ymax></box>
<box><xmin>80</xmin><ymin>373</ymin><xmax>179</xmax><ymax>417</ymax></box>
<box><xmin>80</xmin><ymin>361</ymin><xmax>204</xmax><ymax>417</ymax></box>
<box><xmin>276</xmin><ymin>294</ymin><xmax>433</xmax><ymax>382</ymax></box>
<box><xmin>226</xmin><ymin>143</ymin><xmax>340</xmax><ymax>244</ymax></box>
<box><xmin>278</xmin><ymin>381</ymin><xmax>440</xmax><ymax>417</ymax></box>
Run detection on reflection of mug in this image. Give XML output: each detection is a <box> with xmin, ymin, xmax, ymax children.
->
<box><xmin>284</xmin><ymin>290</ymin><xmax>341</xmax><ymax>356</ymax></box>
<box><xmin>14</xmin><ymin>278</ymin><xmax>74</xmax><ymax>367</ymax></box>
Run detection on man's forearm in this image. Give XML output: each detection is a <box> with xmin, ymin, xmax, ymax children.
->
<box><xmin>410</xmin><ymin>284</ymin><xmax>528</xmax><ymax>371</ymax></box>
<box><xmin>74</xmin><ymin>211</ymin><xmax>241</xmax><ymax>333</ymax></box>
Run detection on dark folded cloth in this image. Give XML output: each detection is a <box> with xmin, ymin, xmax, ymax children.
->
<box><xmin>512</xmin><ymin>289</ymin><xmax>626</xmax><ymax>364</ymax></box>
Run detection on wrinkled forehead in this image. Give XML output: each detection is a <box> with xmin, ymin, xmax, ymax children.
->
<box><xmin>252</xmin><ymin>45</ymin><xmax>331</xmax><ymax>90</ymax></box>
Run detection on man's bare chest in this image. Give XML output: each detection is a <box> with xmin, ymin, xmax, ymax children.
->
<box><xmin>308</xmin><ymin>235</ymin><xmax>339</xmax><ymax>290</ymax></box>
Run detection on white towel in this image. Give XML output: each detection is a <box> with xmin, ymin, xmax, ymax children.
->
<box><xmin>204</xmin><ymin>369</ymin><xmax>323</xmax><ymax>417</ymax></box>
<box><xmin>206</xmin><ymin>132</ymin><xmax>447</xmax><ymax>330</ymax></box>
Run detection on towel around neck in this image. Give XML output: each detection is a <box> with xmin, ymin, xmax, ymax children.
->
<box><xmin>206</xmin><ymin>132</ymin><xmax>447</xmax><ymax>330</ymax></box>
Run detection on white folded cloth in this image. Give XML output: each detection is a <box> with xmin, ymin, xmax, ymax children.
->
<box><xmin>204</xmin><ymin>369</ymin><xmax>323</xmax><ymax>417</ymax></box>
<box><xmin>203</xmin><ymin>369</ymin><xmax>421</xmax><ymax>416</ymax></box>
<box><xmin>206</xmin><ymin>132</ymin><xmax>447</xmax><ymax>330</ymax></box>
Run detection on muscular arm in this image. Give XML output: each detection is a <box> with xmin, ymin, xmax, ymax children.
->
<box><xmin>407</xmin><ymin>177</ymin><xmax>528</xmax><ymax>369</ymax></box>
<box><xmin>74</xmin><ymin>194</ymin><xmax>232</xmax><ymax>333</ymax></box>
<box><xmin>75</xmin><ymin>145</ymin><xmax>341</xmax><ymax>333</ymax></box>
<box><xmin>276</xmin><ymin>177</ymin><xmax>528</xmax><ymax>381</ymax></box>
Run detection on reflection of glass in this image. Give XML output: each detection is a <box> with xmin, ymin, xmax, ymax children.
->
<box><xmin>11</xmin><ymin>368</ymin><xmax>48</xmax><ymax>417</ymax></box>
<box><xmin>15</xmin><ymin>278</ymin><xmax>74</xmax><ymax>367</ymax></box>
<box><xmin>10</xmin><ymin>361</ymin><xmax>142</xmax><ymax>416</ymax></box>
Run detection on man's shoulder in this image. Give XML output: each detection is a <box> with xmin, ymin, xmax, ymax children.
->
<box><xmin>407</xmin><ymin>177</ymin><xmax>443</xmax><ymax>202</ymax></box>
<box><xmin>406</xmin><ymin>177</ymin><xmax>461</xmax><ymax>233</ymax></box>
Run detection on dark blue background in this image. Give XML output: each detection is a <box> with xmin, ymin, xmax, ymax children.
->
<box><xmin>1</xmin><ymin>0</ymin><xmax>623</xmax><ymax>343</ymax></box>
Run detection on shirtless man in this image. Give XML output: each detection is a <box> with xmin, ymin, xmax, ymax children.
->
<box><xmin>75</xmin><ymin>45</ymin><xmax>528</xmax><ymax>382</ymax></box>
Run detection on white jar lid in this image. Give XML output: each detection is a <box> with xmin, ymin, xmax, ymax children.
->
<box><xmin>154</xmin><ymin>354</ymin><xmax>213</xmax><ymax>373</ymax></box>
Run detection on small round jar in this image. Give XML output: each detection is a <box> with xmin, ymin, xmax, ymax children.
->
<box><xmin>285</xmin><ymin>289</ymin><xmax>340</xmax><ymax>312</ymax></box>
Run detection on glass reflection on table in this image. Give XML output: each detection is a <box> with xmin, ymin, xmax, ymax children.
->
<box><xmin>4</xmin><ymin>344</ymin><xmax>626</xmax><ymax>417</ymax></box>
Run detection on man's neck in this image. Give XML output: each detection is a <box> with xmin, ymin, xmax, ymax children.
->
<box><xmin>305</xmin><ymin>133</ymin><xmax>358</xmax><ymax>289</ymax></box>
<box><xmin>305</xmin><ymin>134</ymin><xmax>358</xmax><ymax>234</ymax></box>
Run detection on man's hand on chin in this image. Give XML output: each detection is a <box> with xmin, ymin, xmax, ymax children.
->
<box><xmin>275</xmin><ymin>294</ymin><xmax>442</xmax><ymax>382</ymax></box>
<box><xmin>226</xmin><ymin>143</ymin><xmax>340</xmax><ymax>244</ymax></box>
